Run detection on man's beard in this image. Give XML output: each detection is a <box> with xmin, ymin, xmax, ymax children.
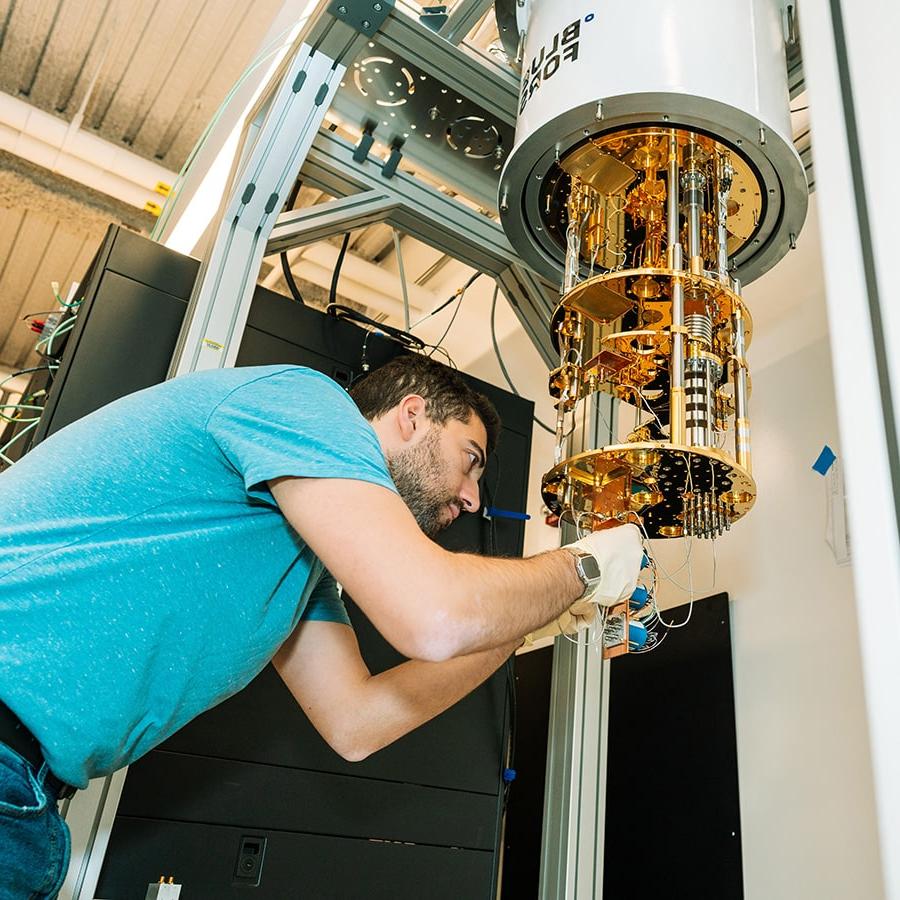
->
<box><xmin>386</xmin><ymin>428</ymin><xmax>462</xmax><ymax>538</ymax></box>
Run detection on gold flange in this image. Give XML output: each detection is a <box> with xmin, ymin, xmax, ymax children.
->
<box><xmin>560</xmin><ymin>268</ymin><xmax>753</xmax><ymax>345</ymax></box>
<box><xmin>542</xmin><ymin>442</ymin><xmax>756</xmax><ymax>539</ymax></box>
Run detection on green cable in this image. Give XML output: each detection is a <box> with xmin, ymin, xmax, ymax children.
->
<box><xmin>151</xmin><ymin>22</ymin><xmax>304</xmax><ymax>241</ymax></box>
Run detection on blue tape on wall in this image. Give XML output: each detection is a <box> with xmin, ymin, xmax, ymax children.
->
<box><xmin>812</xmin><ymin>444</ymin><xmax>837</xmax><ymax>476</ymax></box>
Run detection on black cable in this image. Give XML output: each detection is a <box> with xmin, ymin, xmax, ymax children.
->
<box><xmin>280</xmin><ymin>252</ymin><xmax>305</xmax><ymax>305</ymax></box>
<box><xmin>329</xmin><ymin>232</ymin><xmax>351</xmax><ymax>307</ymax></box>
<box><xmin>277</xmin><ymin>178</ymin><xmax>306</xmax><ymax>304</ymax></box>
<box><xmin>326</xmin><ymin>303</ymin><xmax>426</xmax><ymax>352</ymax></box>
<box><xmin>489</xmin><ymin>286</ymin><xmax>556</xmax><ymax>435</ymax></box>
<box><xmin>417</xmin><ymin>270</ymin><xmax>482</xmax><ymax>328</ymax></box>
<box><xmin>426</xmin><ymin>284</ymin><xmax>469</xmax><ymax>359</ymax></box>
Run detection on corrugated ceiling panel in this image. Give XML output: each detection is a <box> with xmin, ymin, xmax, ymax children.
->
<box><xmin>26</xmin><ymin>0</ymin><xmax>115</xmax><ymax>114</ymax></box>
<box><xmin>0</xmin><ymin>0</ymin><xmax>288</xmax><ymax>171</ymax></box>
<box><xmin>0</xmin><ymin>212</ymin><xmax>60</xmax><ymax>360</ymax></box>
<box><xmin>0</xmin><ymin>0</ymin><xmax>62</xmax><ymax>94</ymax></box>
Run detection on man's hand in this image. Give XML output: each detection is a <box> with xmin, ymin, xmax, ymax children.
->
<box><xmin>564</xmin><ymin>523</ymin><xmax>644</xmax><ymax>607</ymax></box>
<box><xmin>563</xmin><ymin>598</ymin><xmax>598</xmax><ymax>634</ymax></box>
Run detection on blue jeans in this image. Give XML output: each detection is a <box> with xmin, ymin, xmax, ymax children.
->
<box><xmin>0</xmin><ymin>742</ymin><xmax>70</xmax><ymax>899</ymax></box>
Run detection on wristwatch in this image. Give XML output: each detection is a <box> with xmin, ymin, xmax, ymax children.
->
<box><xmin>569</xmin><ymin>550</ymin><xmax>603</xmax><ymax>600</ymax></box>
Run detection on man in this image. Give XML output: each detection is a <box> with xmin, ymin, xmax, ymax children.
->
<box><xmin>0</xmin><ymin>354</ymin><xmax>643</xmax><ymax>897</ymax></box>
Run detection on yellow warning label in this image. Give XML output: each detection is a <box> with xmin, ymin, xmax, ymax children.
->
<box><xmin>203</xmin><ymin>339</ymin><xmax>224</xmax><ymax>351</ymax></box>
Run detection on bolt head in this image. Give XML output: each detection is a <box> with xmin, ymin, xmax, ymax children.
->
<box><xmin>337</xmin><ymin>4</ymin><xmax>347</xmax><ymax>12</ymax></box>
<box><xmin>373</xmin><ymin>1</ymin><xmax>382</xmax><ymax>8</ymax></box>
<box><xmin>362</xmin><ymin>19</ymin><xmax>371</xmax><ymax>28</ymax></box>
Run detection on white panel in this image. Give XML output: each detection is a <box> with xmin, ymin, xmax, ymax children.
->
<box><xmin>798</xmin><ymin>2</ymin><xmax>900</xmax><ymax>898</ymax></box>
<box><xmin>516</xmin><ymin>0</ymin><xmax>792</xmax><ymax>146</ymax></box>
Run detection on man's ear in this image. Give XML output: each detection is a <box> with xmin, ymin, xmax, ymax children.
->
<box><xmin>396</xmin><ymin>394</ymin><xmax>427</xmax><ymax>443</ymax></box>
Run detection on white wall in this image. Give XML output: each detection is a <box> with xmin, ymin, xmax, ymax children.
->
<box><xmin>652</xmin><ymin>204</ymin><xmax>884</xmax><ymax>899</ymax></box>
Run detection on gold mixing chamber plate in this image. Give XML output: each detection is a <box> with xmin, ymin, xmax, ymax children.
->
<box><xmin>559</xmin><ymin>268</ymin><xmax>754</xmax><ymax>348</ymax></box>
<box><xmin>542</xmin><ymin>442</ymin><xmax>756</xmax><ymax>538</ymax></box>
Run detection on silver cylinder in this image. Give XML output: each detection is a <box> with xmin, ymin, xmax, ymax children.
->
<box><xmin>681</xmin><ymin>169</ymin><xmax>706</xmax><ymax>268</ymax></box>
<box><xmin>732</xmin><ymin>301</ymin><xmax>751</xmax><ymax>472</ymax></box>
<box><xmin>668</xmin><ymin>135</ymin><xmax>686</xmax><ymax>445</ymax></box>
<box><xmin>685</xmin><ymin>357</ymin><xmax>711</xmax><ymax>447</ymax></box>
<box><xmin>716</xmin><ymin>154</ymin><xmax>734</xmax><ymax>283</ymax></box>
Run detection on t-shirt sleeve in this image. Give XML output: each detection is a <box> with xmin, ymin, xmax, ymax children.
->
<box><xmin>205</xmin><ymin>367</ymin><xmax>397</xmax><ymax>505</ymax></box>
<box><xmin>301</xmin><ymin>570</ymin><xmax>351</xmax><ymax>626</ymax></box>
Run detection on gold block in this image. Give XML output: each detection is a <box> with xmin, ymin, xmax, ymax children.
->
<box><xmin>561</xmin><ymin>144</ymin><xmax>637</xmax><ymax>195</ymax></box>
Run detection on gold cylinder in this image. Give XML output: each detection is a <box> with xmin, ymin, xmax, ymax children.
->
<box><xmin>735</xmin><ymin>417</ymin><xmax>752</xmax><ymax>474</ymax></box>
<box><xmin>670</xmin><ymin>385</ymin><xmax>686</xmax><ymax>445</ymax></box>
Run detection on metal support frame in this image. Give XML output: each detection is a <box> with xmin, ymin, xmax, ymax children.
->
<box><xmin>539</xmin><ymin>396</ymin><xmax>616</xmax><ymax>900</ymax></box>
<box><xmin>438</xmin><ymin>0</ymin><xmax>494</xmax><ymax>45</ymax></box>
<box><xmin>284</xmin><ymin>128</ymin><xmax>558</xmax><ymax>363</ymax></box>
<box><xmin>168</xmin><ymin>41</ymin><xmax>344</xmax><ymax>376</ymax></box>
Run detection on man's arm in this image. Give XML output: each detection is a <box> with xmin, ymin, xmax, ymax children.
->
<box><xmin>271</xmin><ymin>476</ymin><xmax>583</xmax><ymax>662</ymax></box>
<box><xmin>273</xmin><ymin>619</ymin><xmax>520</xmax><ymax>762</ymax></box>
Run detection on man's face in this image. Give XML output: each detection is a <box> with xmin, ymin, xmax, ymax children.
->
<box><xmin>386</xmin><ymin>413</ymin><xmax>488</xmax><ymax>538</ymax></box>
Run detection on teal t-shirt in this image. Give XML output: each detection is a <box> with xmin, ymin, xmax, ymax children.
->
<box><xmin>0</xmin><ymin>365</ymin><xmax>397</xmax><ymax>787</ymax></box>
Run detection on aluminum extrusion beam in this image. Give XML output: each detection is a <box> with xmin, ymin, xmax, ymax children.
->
<box><xmin>539</xmin><ymin>400</ymin><xmax>617</xmax><ymax>900</ymax></box>
<box><xmin>168</xmin><ymin>44</ymin><xmax>343</xmax><ymax>376</ymax></box>
<box><xmin>298</xmin><ymin>129</ymin><xmax>557</xmax><ymax>363</ymax></box>
<box><xmin>266</xmin><ymin>191</ymin><xmax>401</xmax><ymax>254</ymax></box>
<box><xmin>438</xmin><ymin>0</ymin><xmax>495</xmax><ymax>45</ymax></box>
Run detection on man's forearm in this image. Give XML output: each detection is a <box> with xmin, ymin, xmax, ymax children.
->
<box><xmin>429</xmin><ymin>547</ymin><xmax>583</xmax><ymax>658</ymax></box>
<box><xmin>343</xmin><ymin>639</ymin><xmax>520</xmax><ymax>761</ymax></box>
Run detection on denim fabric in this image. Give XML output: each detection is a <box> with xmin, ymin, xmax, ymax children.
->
<box><xmin>0</xmin><ymin>743</ymin><xmax>70</xmax><ymax>900</ymax></box>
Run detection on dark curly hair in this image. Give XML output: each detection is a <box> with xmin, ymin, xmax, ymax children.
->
<box><xmin>350</xmin><ymin>354</ymin><xmax>501</xmax><ymax>457</ymax></box>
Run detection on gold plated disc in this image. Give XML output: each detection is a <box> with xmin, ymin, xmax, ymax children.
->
<box><xmin>542</xmin><ymin>442</ymin><xmax>756</xmax><ymax>539</ymax></box>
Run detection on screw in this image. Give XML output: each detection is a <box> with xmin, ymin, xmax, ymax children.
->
<box><xmin>595</xmin><ymin>101</ymin><xmax>603</xmax><ymax>121</ymax></box>
<box><xmin>494</xmin><ymin>145</ymin><xmax>504</xmax><ymax>159</ymax></box>
<box><xmin>373</xmin><ymin>1</ymin><xmax>382</xmax><ymax>8</ymax></box>
<box><xmin>428</xmin><ymin>106</ymin><xmax>440</xmax><ymax>121</ymax></box>
<box><xmin>337</xmin><ymin>4</ymin><xmax>347</xmax><ymax>12</ymax></box>
<box><xmin>500</xmin><ymin>190</ymin><xmax>509</xmax><ymax>212</ymax></box>
<box><xmin>759</xmin><ymin>126</ymin><xmax>766</xmax><ymax>146</ymax></box>
<box><xmin>789</xmin><ymin>232</ymin><xmax>797</xmax><ymax>250</ymax></box>
<box><xmin>362</xmin><ymin>19</ymin><xmax>371</xmax><ymax>28</ymax></box>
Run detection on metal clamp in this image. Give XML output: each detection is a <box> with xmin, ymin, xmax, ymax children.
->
<box><xmin>328</xmin><ymin>0</ymin><xmax>394</xmax><ymax>36</ymax></box>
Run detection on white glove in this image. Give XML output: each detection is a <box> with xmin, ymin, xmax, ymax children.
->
<box><xmin>560</xmin><ymin>598</ymin><xmax>599</xmax><ymax>635</ymax></box>
<box><xmin>564</xmin><ymin>523</ymin><xmax>644</xmax><ymax>607</ymax></box>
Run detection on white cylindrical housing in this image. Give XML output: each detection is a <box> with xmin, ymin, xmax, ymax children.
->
<box><xmin>499</xmin><ymin>0</ymin><xmax>808</xmax><ymax>285</ymax></box>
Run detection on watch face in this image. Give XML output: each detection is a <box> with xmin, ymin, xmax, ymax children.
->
<box><xmin>579</xmin><ymin>554</ymin><xmax>602</xmax><ymax>581</ymax></box>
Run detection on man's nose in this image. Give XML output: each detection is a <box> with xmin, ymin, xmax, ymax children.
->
<box><xmin>460</xmin><ymin>478</ymin><xmax>480</xmax><ymax>512</ymax></box>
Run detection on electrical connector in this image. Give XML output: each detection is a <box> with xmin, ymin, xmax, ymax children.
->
<box><xmin>145</xmin><ymin>876</ymin><xmax>181</xmax><ymax>899</ymax></box>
